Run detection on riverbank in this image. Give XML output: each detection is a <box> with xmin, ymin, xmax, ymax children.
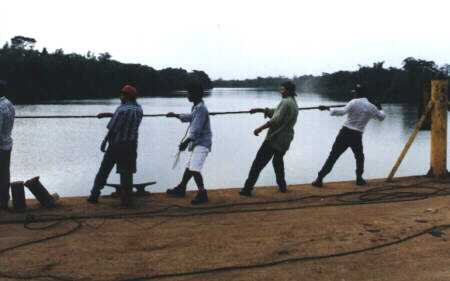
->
<box><xmin>1</xmin><ymin>176</ymin><xmax>449</xmax><ymax>281</ymax></box>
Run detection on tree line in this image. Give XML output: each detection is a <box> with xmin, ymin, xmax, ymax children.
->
<box><xmin>0</xmin><ymin>36</ymin><xmax>212</xmax><ymax>103</ymax></box>
<box><xmin>214</xmin><ymin>59</ymin><xmax>449</xmax><ymax>103</ymax></box>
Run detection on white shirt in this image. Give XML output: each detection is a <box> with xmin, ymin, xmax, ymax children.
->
<box><xmin>331</xmin><ymin>98</ymin><xmax>385</xmax><ymax>133</ymax></box>
<box><xmin>0</xmin><ymin>97</ymin><xmax>15</xmax><ymax>150</ymax></box>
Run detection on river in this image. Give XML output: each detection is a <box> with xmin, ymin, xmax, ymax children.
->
<box><xmin>11</xmin><ymin>88</ymin><xmax>441</xmax><ymax>197</ymax></box>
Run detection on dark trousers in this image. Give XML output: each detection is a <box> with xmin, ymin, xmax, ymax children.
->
<box><xmin>244</xmin><ymin>141</ymin><xmax>287</xmax><ymax>190</ymax></box>
<box><xmin>91</xmin><ymin>145</ymin><xmax>134</xmax><ymax>199</ymax></box>
<box><xmin>0</xmin><ymin>149</ymin><xmax>11</xmax><ymax>207</ymax></box>
<box><xmin>318</xmin><ymin>127</ymin><xmax>364</xmax><ymax>179</ymax></box>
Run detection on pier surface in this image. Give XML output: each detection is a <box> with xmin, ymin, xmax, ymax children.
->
<box><xmin>0</xmin><ymin>176</ymin><xmax>450</xmax><ymax>281</ymax></box>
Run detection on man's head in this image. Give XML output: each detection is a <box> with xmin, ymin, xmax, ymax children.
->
<box><xmin>121</xmin><ymin>84</ymin><xmax>137</xmax><ymax>102</ymax></box>
<box><xmin>351</xmin><ymin>84</ymin><xmax>366</xmax><ymax>98</ymax></box>
<box><xmin>186</xmin><ymin>82</ymin><xmax>204</xmax><ymax>103</ymax></box>
<box><xmin>280</xmin><ymin>81</ymin><xmax>297</xmax><ymax>98</ymax></box>
<box><xmin>0</xmin><ymin>80</ymin><xmax>7</xmax><ymax>96</ymax></box>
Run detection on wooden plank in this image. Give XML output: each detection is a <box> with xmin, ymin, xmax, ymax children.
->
<box><xmin>387</xmin><ymin>100</ymin><xmax>434</xmax><ymax>181</ymax></box>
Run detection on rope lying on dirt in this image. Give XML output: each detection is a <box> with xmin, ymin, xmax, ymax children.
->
<box><xmin>120</xmin><ymin>224</ymin><xmax>450</xmax><ymax>281</ymax></box>
<box><xmin>1</xmin><ymin>218</ymin><xmax>447</xmax><ymax>281</ymax></box>
<box><xmin>0</xmin><ymin>179</ymin><xmax>449</xmax><ymax>281</ymax></box>
<box><xmin>14</xmin><ymin>104</ymin><xmax>345</xmax><ymax>119</ymax></box>
<box><xmin>0</xmin><ymin>218</ymin><xmax>81</xmax><ymax>281</ymax></box>
<box><xmin>0</xmin><ymin>179</ymin><xmax>448</xmax><ymax>225</ymax></box>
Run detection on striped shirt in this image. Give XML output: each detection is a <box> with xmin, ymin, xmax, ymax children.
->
<box><xmin>179</xmin><ymin>101</ymin><xmax>212</xmax><ymax>151</ymax></box>
<box><xmin>107</xmin><ymin>100</ymin><xmax>143</xmax><ymax>144</ymax></box>
<box><xmin>0</xmin><ymin>97</ymin><xmax>15</xmax><ymax>150</ymax></box>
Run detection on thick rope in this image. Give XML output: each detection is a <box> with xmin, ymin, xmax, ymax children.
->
<box><xmin>14</xmin><ymin>105</ymin><xmax>345</xmax><ymax>119</ymax></box>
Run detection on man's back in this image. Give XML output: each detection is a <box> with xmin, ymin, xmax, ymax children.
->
<box><xmin>331</xmin><ymin>97</ymin><xmax>385</xmax><ymax>133</ymax></box>
<box><xmin>0</xmin><ymin>97</ymin><xmax>15</xmax><ymax>150</ymax></box>
<box><xmin>107</xmin><ymin>101</ymin><xmax>143</xmax><ymax>144</ymax></box>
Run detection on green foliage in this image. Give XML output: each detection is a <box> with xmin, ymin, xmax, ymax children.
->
<box><xmin>0</xmin><ymin>37</ymin><xmax>212</xmax><ymax>103</ymax></box>
<box><xmin>214</xmin><ymin>58</ymin><xmax>448</xmax><ymax>103</ymax></box>
<box><xmin>214</xmin><ymin>76</ymin><xmax>290</xmax><ymax>89</ymax></box>
<box><xmin>10</xmin><ymin>36</ymin><xmax>36</xmax><ymax>49</ymax></box>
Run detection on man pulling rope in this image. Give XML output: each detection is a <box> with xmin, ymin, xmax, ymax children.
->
<box><xmin>166</xmin><ymin>82</ymin><xmax>212</xmax><ymax>205</ymax></box>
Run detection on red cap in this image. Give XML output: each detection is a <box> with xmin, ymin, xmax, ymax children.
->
<box><xmin>121</xmin><ymin>85</ymin><xmax>137</xmax><ymax>97</ymax></box>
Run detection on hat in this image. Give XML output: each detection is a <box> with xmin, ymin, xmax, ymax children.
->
<box><xmin>121</xmin><ymin>85</ymin><xmax>137</xmax><ymax>97</ymax></box>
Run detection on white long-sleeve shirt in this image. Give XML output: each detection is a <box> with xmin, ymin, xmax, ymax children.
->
<box><xmin>0</xmin><ymin>96</ymin><xmax>15</xmax><ymax>150</ymax></box>
<box><xmin>331</xmin><ymin>98</ymin><xmax>385</xmax><ymax>133</ymax></box>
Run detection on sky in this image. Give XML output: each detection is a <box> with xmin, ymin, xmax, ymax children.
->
<box><xmin>1</xmin><ymin>0</ymin><xmax>449</xmax><ymax>79</ymax></box>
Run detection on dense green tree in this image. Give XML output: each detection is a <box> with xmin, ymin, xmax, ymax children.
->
<box><xmin>214</xmin><ymin>58</ymin><xmax>448</xmax><ymax>103</ymax></box>
<box><xmin>10</xmin><ymin>36</ymin><xmax>36</xmax><ymax>49</ymax></box>
<box><xmin>0</xmin><ymin>37</ymin><xmax>212</xmax><ymax>103</ymax></box>
<box><xmin>98</xmin><ymin>52</ymin><xmax>112</xmax><ymax>61</ymax></box>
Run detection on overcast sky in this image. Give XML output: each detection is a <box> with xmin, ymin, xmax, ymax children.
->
<box><xmin>1</xmin><ymin>0</ymin><xmax>449</xmax><ymax>79</ymax></box>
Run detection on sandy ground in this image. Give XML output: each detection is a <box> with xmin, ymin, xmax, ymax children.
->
<box><xmin>0</xmin><ymin>176</ymin><xmax>450</xmax><ymax>281</ymax></box>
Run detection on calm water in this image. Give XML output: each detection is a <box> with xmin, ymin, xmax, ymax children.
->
<box><xmin>11</xmin><ymin>88</ymin><xmax>444</xmax><ymax>197</ymax></box>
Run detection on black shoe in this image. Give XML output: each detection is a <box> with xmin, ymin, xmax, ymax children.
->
<box><xmin>87</xmin><ymin>195</ymin><xmax>98</xmax><ymax>204</ymax></box>
<box><xmin>279</xmin><ymin>186</ymin><xmax>288</xmax><ymax>193</ymax></box>
<box><xmin>120</xmin><ymin>199</ymin><xmax>133</xmax><ymax>208</ymax></box>
<box><xmin>239</xmin><ymin>188</ymin><xmax>252</xmax><ymax>197</ymax></box>
<box><xmin>191</xmin><ymin>191</ymin><xmax>208</xmax><ymax>205</ymax></box>
<box><xmin>311</xmin><ymin>179</ymin><xmax>323</xmax><ymax>188</ymax></box>
<box><xmin>356</xmin><ymin>177</ymin><xmax>367</xmax><ymax>186</ymax></box>
<box><xmin>166</xmin><ymin>186</ymin><xmax>186</xmax><ymax>197</ymax></box>
<box><xmin>120</xmin><ymin>189</ymin><xmax>133</xmax><ymax>208</ymax></box>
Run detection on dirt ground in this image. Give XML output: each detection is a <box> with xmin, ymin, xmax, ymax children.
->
<box><xmin>0</xmin><ymin>176</ymin><xmax>450</xmax><ymax>281</ymax></box>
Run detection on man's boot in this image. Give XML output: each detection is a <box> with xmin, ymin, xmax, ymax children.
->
<box><xmin>87</xmin><ymin>195</ymin><xmax>98</xmax><ymax>204</ymax></box>
<box><xmin>120</xmin><ymin>187</ymin><xmax>132</xmax><ymax>207</ymax></box>
<box><xmin>191</xmin><ymin>190</ymin><xmax>208</xmax><ymax>205</ymax></box>
<box><xmin>356</xmin><ymin>174</ymin><xmax>367</xmax><ymax>186</ymax></box>
<box><xmin>312</xmin><ymin>175</ymin><xmax>324</xmax><ymax>187</ymax></box>
<box><xmin>239</xmin><ymin>187</ymin><xmax>253</xmax><ymax>197</ymax></box>
<box><xmin>278</xmin><ymin>185</ymin><xmax>288</xmax><ymax>193</ymax></box>
<box><xmin>356</xmin><ymin>177</ymin><xmax>367</xmax><ymax>186</ymax></box>
<box><xmin>166</xmin><ymin>185</ymin><xmax>186</xmax><ymax>197</ymax></box>
<box><xmin>87</xmin><ymin>176</ymin><xmax>104</xmax><ymax>204</ymax></box>
<box><xmin>87</xmin><ymin>189</ymin><xmax>100</xmax><ymax>204</ymax></box>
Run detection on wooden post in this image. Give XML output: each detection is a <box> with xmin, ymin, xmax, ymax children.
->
<box><xmin>429</xmin><ymin>80</ymin><xmax>449</xmax><ymax>178</ymax></box>
<box><xmin>387</xmin><ymin>100</ymin><xmax>434</xmax><ymax>181</ymax></box>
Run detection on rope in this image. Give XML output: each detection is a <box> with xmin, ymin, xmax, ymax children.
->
<box><xmin>120</xmin><ymin>224</ymin><xmax>450</xmax><ymax>281</ymax></box>
<box><xmin>0</xmin><ymin>216</ymin><xmax>82</xmax><ymax>281</ymax></box>
<box><xmin>172</xmin><ymin>124</ymin><xmax>191</xmax><ymax>169</ymax></box>
<box><xmin>0</xmin><ymin>179</ymin><xmax>449</xmax><ymax>281</ymax></box>
<box><xmin>1</xmin><ymin>179</ymin><xmax>448</xmax><ymax>225</ymax></box>
<box><xmin>14</xmin><ymin>105</ymin><xmax>346</xmax><ymax>119</ymax></box>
